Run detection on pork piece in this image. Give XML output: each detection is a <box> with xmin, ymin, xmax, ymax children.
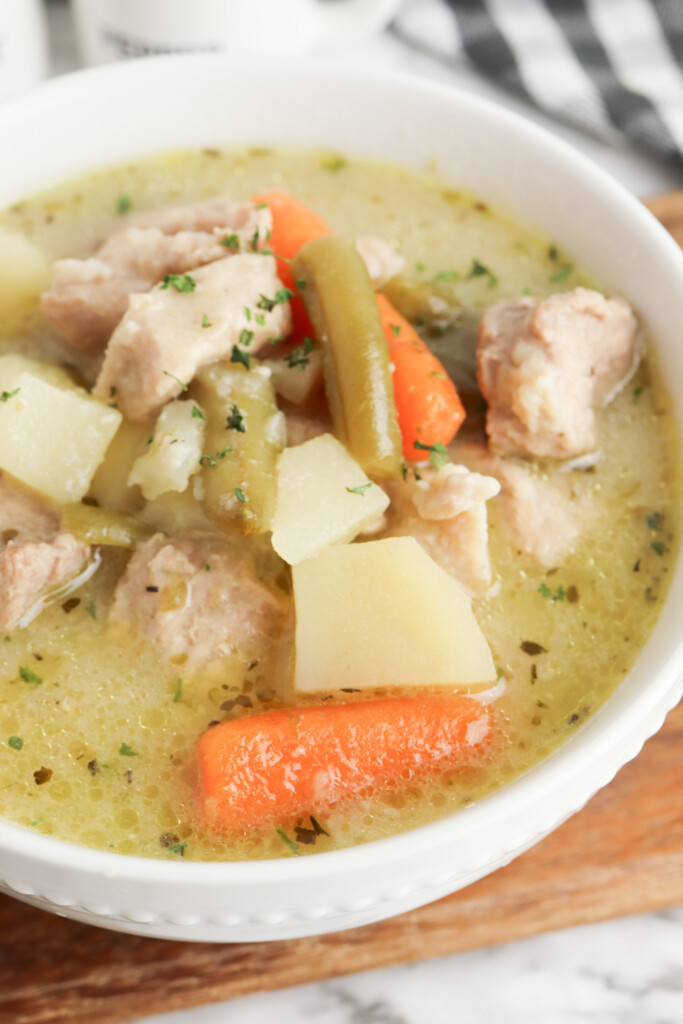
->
<box><xmin>385</xmin><ymin>463</ymin><xmax>500</xmax><ymax>593</ymax></box>
<box><xmin>42</xmin><ymin>199</ymin><xmax>271</xmax><ymax>355</ymax></box>
<box><xmin>0</xmin><ymin>474</ymin><xmax>90</xmax><ymax>629</ymax></box>
<box><xmin>109</xmin><ymin>532</ymin><xmax>289</xmax><ymax>669</ymax></box>
<box><xmin>459</xmin><ymin>444</ymin><xmax>586</xmax><ymax>566</ymax></box>
<box><xmin>355</xmin><ymin>235</ymin><xmax>406</xmax><ymax>288</ymax></box>
<box><xmin>477</xmin><ymin>288</ymin><xmax>639</xmax><ymax>458</ymax></box>
<box><xmin>94</xmin><ymin>255</ymin><xmax>291</xmax><ymax>422</ymax></box>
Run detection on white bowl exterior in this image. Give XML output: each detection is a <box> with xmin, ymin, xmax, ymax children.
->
<box><xmin>0</xmin><ymin>56</ymin><xmax>682</xmax><ymax>942</ymax></box>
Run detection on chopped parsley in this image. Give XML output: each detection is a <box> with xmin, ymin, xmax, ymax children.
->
<box><xmin>415</xmin><ymin>261</ymin><xmax>426</xmax><ymax>273</ymax></box>
<box><xmin>255</xmin><ymin>313</ymin><xmax>266</xmax><ymax>326</ymax></box>
<box><xmin>226</xmin><ymin>404</ymin><xmax>246</xmax><ymax>432</ymax></box>
<box><xmin>162</xmin><ymin>370</ymin><xmax>188</xmax><ymax>391</ymax></box>
<box><xmin>119</xmin><ymin>743</ymin><xmax>139</xmax><ymax>757</ymax></box>
<box><xmin>413</xmin><ymin>440</ymin><xmax>448</xmax><ymax>469</ymax></box>
<box><xmin>201</xmin><ymin>314</ymin><xmax>212</xmax><ymax>329</ymax></box>
<box><xmin>320</xmin><ymin>154</ymin><xmax>347</xmax><ymax>174</ymax></box>
<box><xmin>296</xmin><ymin>278</ymin><xmax>307</xmax><ymax>289</ymax></box>
<box><xmin>204</xmin><ymin>562</ymin><xmax>211</xmax><ymax>571</ymax></box>
<box><xmin>390</xmin><ymin>324</ymin><xmax>401</xmax><ymax>337</ymax></box>
<box><xmin>257</xmin><ymin>288</ymin><xmax>294</xmax><ymax>312</ymax></box>
<box><xmin>0</xmin><ymin>387</ymin><xmax>20</xmax><ymax>402</ymax></box>
<box><xmin>19</xmin><ymin>666</ymin><xmax>42</xmax><ymax>685</ymax></box>
<box><xmin>199</xmin><ymin>445</ymin><xmax>232</xmax><ymax>468</ymax></box>
<box><xmin>231</xmin><ymin>345</ymin><xmax>251</xmax><ymax>370</ymax></box>
<box><xmin>432</xmin><ymin>269</ymin><xmax>460</xmax><ymax>283</ymax></box>
<box><xmin>651</xmin><ymin>541</ymin><xmax>667</xmax><ymax>556</ymax></box>
<box><xmin>429</xmin><ymin>371</ymin><xmax>447</xmax><ymax>379</ymax></box>
<box><xmin>173</xmin><ymin>677</ymin><xmax>183</xmax><ymax>703</ymax></box>
<box><xmin>346</xmin><ymin>482</ymin><xmax>372</xmax><ymax>496</ymax></box>
<box><xmin>468</xmin><ymin>259</ymin><xmax>498</xmax><ymax>288</ymax></box>
<box><xmin>160</xmin><ymin>273</ymin><xmax>196</xmax><ymax>293</ymax></box>
<box><xmin>633</xmin><ymin>385</ymin><xmax>644</xmax><ymax>404</ymax></box>
<box><xmin>275</xmin><ymin>825</ymin><xmax>300</xmax><ymax>856</ymax></box>
<box><xmin>191</xmin><ymin>405</ymin><xmax>207</xmax><ymax>421</ymax></box>
<box><xmin>284</xmin><ymin>337</ymin><xmax>315</xmax><ymax>370</ymax></box>
<box><xmin>87</xmin><ymin>600</ymin><xmax>96</xmax><ymax>620</ymax></box>
<box><xmin>538</xmin><ymin>582</ymin><xmax>566</xmax><ymax>601</ymax></box>
<box><xmin>234</xmin><ymin>487</ymin><xmax>248</xmax><ymax>503</ymax></box>
<box><xmin>220</xmin><ymin>233</ymin><xmax>241</xmax><ymax>250</ymax></box>
<box><xmin>168</xmin><ymin>842</ymin><xmax>187</xmax><ymax>856</ymax></box>
<box><xmin>239</xmin><ymin>328</ymin><xmax>255</xmax><ymax>348</ymax></box>
<box><xmin>244</xmin><ymin>306</ymin><xmax>252</xmax><ymax>322</ymax></box>
<box><xmin>548</xmin><ymin>244</ymin><xmax>559</xmax><ymax>261</ymax></box>
<box><xmin>116</xmin><ymin>194</ymin><xmax>131</xmax><ymax>215</ymax></box>
<box><xmin>549</xmin><ymin>262</ymin><xmax>574</xmax><ymax>283</ymax></box>
<box><xmin>8</xmin><ymin>735</ymin><xmax>23</xmax><ymax>750</ymax></box>
<box><xmin>645</xmin><ymin>511</ymin><xmax>663</xmax><ymax>531</ymax></box>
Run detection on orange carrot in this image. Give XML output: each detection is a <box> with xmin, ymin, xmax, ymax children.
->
<box><xmin>251</xmin><ymin>189</ymin><xmax>332</xmax><ymax>342</ymax></box>
<box><xmin>376</xmin><ymin>293</ymin><xmax>465</xmax><ymax>461</ymax></box>
<box><xmin>198</xmin><ymin>695</ymin><xmax>490</xmax><ymax>834</ymax></box>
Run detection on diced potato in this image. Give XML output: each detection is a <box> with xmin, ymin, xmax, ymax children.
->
<box><xmin>0</xmin><ymin>227</ymin><xmax>50</xmax><ymax>312</ymax></box>
<box><xmin>139</xmin><ymin>488</ymin><xmax>215</xmax><ymax>535</ymax></box>
<box><xmin>293</xmin><ymin>536</ymin><xmax>496</xmax><ymax>693</ymax></box>
<box><xmin>263</xmin><ymin>350</ymin><xmax>323</xmax><ymax>405</ymax></box>
<box><xmin>88</xmin><ymin>418</ymin><xmax>150</xmax><ymax>514</ymax></box>
<box><xmin>0</xmin><ymin>355</ymin><xmax>121</xmax><ymax>503</ymax></box>
<box><xmin>127</xmin><ymin>400</ymin><xmax>205</xmax><ymax>501</ymax></box>
<box><xmin>272</xmin><ymin>434</ymin><xmax>390</xmax><ymax>565</ymax></box>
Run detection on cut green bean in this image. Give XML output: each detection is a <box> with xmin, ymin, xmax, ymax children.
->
<box><xmin>194</xmin><ymin>364</ymin><xmax>285</xmax><ymax>536</ymax></box>
<box><xmin>60</xmin><ymin>503</ymin><xmax>151</xmax><ymax>549</ymax></box>
<box><xmin>292</xmin><ymin>236</ymin><xmax>403</xmax><ymax>481</ymax></box>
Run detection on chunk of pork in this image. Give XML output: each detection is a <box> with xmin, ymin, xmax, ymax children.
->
<box><xmin>385</xmin><ymin>463</ymin><xmax>500</xmax><ymax>593</ymax></box>
<box><xmin>477</xmin><ymin>288</ymin><xmax>639</xmax><ymax>458</ymax></box>
<box><xmin>109</xmin><ymin>532</ymin><xmax>289</xmax><ymax>669</ymax></box>
<box><xmin>355</xmin><ymin>235</ymin><xmax>406</xmax><ymax>288</ymax></box>
<box><xmin>42</xmin><ymin>199</ymin><xmax>271</xmax><ymax>355</ymax></box>
<box><xmin>93</xmin><ymin>255</ymin><xmax>291</xmax><ymax>422</ymax></box>
<box><xmin>0</xmin><ymin>475</ymin><xmax>90</xmax><ymax>628</ymax></box>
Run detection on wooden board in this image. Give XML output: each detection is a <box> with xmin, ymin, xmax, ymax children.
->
<box><xmin>1</xmin><ymin>191</ymin><xmax>683</xmax><ymax>1024</ymax></box>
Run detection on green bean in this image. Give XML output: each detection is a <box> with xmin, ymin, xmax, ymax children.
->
<box><xmin>60</xmin><ymin>503</ymin><xmax>151</xmax><ymax>549</ymax></box>
<box><xmin>194</xmin><ymin>364</ymin><xmax>285</xmax><ymax>536</ymax></box>
<box><xmin>382</xmin><ymin>274</ymin><xmax>461</xmax><ymax>330</ymax></box>
<box><xmin>292</xmin><ymin>236</ymin><xmax>403</xmax><ymax>481</ymax></box>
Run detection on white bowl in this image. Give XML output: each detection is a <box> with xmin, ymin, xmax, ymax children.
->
<box><xmin>0</xmin><ymin>55</ymin><xmax>682</xmax><ymax>944</ymax></box>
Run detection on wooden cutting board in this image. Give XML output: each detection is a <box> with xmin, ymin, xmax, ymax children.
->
<box><xmin>2</xmin><ymin>191</ymin><xmax>683</xmax><ymax>1024</ymax></box>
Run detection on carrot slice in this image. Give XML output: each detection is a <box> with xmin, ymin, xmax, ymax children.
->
<box><xmin>376</xmin><ymin>293</ymin><xmax>466</xmax><ymax>461</ymax></box>
<box><xmin>251</xmin><ymin>189</ymin><xmax>332</xmax><ymax>342</ymax></box>
<box><xmin>198</xmin><ymin>695</ymin><xmax>490</xmax><ymax>833</ymax></box>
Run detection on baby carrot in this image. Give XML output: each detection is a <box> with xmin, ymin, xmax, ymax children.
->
<box><xmin>376</xmin><ymin>293</ymin><xmax>465</xmax><ymax>461</ymax></box>
<box><xmin>251</xmin><ymin>189</ymin><xmax>332</xmax><ymax>342</ymax></box>
<box><xmin>198</xmin><ymin>694</ymin><xmax>490</xmax><ymax>834</ymax></box>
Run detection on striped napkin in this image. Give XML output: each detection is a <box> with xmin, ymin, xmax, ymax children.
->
<box><xmin>393</xmin><ymin>0</ymin><xmax>683</xmax><ymax>163</ymax></box>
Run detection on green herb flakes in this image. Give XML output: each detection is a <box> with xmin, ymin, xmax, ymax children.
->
<box><xmin>538</xmin><ymin>583</ymin><xmax>566</xmax><ymax>602</ymax></box>
<box><xmin>168</xmin><ymin>842</ymin><xmax>187</xmax><ymax>856</ymax></box>
<box><xmin>231</xmin><ymin>345</ymin><xmax>251</xmax><ymax>371</ymax></box>
<box><xmin>275</xmin><ymin>825</ymin><xmax>300</xmax><ymax>856</ymax></box>
<box><xmin>645</xmin><ymin>511</ymin><xmax>663</xmax><ymax>531</ymax></box>
<box><xmin>244</xmin><ymin>306</ymin><xmax>252</xmax><ymax>322</ymax></box>
<box><xmin>0</xmin><ymin>388</ymin><xmax>20</xmax><ymax>402</ymax></box>
<box><xmin>234</xmin><ymin>487</ymin><xmax>248</xmax><ymax>503</ymax></box>
<box><xmin>320</xmin><ymin>154</ymin><xmax>347</xmax><ymax>174</ymax></box>
<box><xmin>415</xmin><ymin>261</ymin><xmax>426</xmax><ymax>273</ymax></box>
<box><xmin>390</xmin><ymin>324</ymin><xmax>401</xmax><ymax>337</ymax></box>
<box><xmin>191</xmin><ymin>405</ymin><xmax>207</xmax><ymax>421</ymax></box>
<box><xmin>19</xmin><ymin>666</ymin><xmax>42</xmax><ymax>685</ymax></box>
<box><xmin>429</xmin><ymin>371</ymin><xmax>447</xmax><ymax>379</ymax></box>
<box><xmin>255</xmin><ymin>313</ymin><xmax>266</xmax><ymax>326</ymax></box>
<box><xmin>468</xmin><ymin>259</ymin><xmax>498</xmax><ymax>288</ymax></box>
<box><xmin>549</xmin><ymin>263</ymin><xmax>574</xmax><ymax>283</ymax></box>
<box><xmin>173</xmin><ymin>678</ymin><xmax>183</xmax><ymax>703</ymax></box>
<box><xmin>239</xmin><ymin>328</ymin><xmax>255</xmax><ymax>348</ymax></box>
<box><xmin>116</xmin><ymin>194</ymin><xmax>132</xmax><ymax>215</ymax></box>
<box><xmin>346</xmin><ymin>483</ymin><xmax>372</xmax><ymax>496</ymax></box>
<box><xmin>226</xmin><ymin>404</ymin><xmax>246</xmax><ymax>432</ymax></box>
<box><xmin>220</xmin><ymin>233</ymin><xmax>241</xmax><ymax>250</ymax></box>
<box><xmin>548</xmin><ymin>244</ymin><xmax>559</xmax><ymax>261</ymax></box>
<box><xmin>87</xmin><ymin>600</ymin><xmax>96</xmax><ymax>620</ymax></box>
<box><xmin>119</xmin><ymin>743</ymin><xmax>139</xmax><ymax>757</ymax></box>
<box><xmin>204</xmin><ymin>563</ymin><xmax>210</xmax><ymax>571</ymax></box>
<box><xmin>162</xmin><ymin>370</ymin><xmax>188</xmax><ymax>391</ymax></box>
<box><xmin>257</xmin><ymin>288</ymin><xmax>294</xmax><ymax>312</ymax></box>
<box><xmin>651</xmin><ymin>541</ymin><xmax>667</xmax><ymax>556</ymax></box>
<box><xmin>199</xmin><ymin>445</ymin><xmax>232</xmax><ymax>468</ymax></box>
<box><xmin>8</xmin><ymin>735</ymin><xmax>23</xmax><ymax>751</ymax></box>
<box><xmin>284</xmin><ymin>337</ymin><xmax>315</xmax><ymax>370</ymax></box>
<box><xmin>160</xmin><ymin>273</ymin><xmax>196</xmax><ymax>293</ymax></box>
<box><xmin>633</xmin><ymin>385</ymin><xmax>644</xmax><ymax>404</ymax></box>
<box><xmin>201</xmin><ymin>314</ymin><xmax>212</xmax><ymax>329</ymax></box>
<box><xmin>413</xmin><ymin>440</ymin><xmax>448</xmax><ymax>470</ymax></box>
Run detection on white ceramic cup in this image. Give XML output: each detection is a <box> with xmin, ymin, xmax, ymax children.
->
<box><xmin>70</xmin><ymin>0</ymin><xmax>401</xmax><ymax>62</ymax></box>
<box><xmin>0</xmin><ymin>0</ymin><xmax>48</xmax><ymax>101</ymax></box>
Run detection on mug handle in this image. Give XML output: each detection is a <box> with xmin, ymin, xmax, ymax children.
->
<box><xmin>311</xmin><ymin>0</ymin><xmax>400</xmax><ymax>48</ymax></box>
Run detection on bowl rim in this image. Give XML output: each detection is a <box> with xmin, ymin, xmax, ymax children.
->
<box><xmin>0</xmin><ymin>52</ymin><xmax>682</xmax><ymax>889</ymax></box>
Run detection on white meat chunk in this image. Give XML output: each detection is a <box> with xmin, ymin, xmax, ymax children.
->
<box><xmin>109</xmin><ymin>532</ymin><xmax>289</xmax><ymax>669</ymax></box>
<box><xmin>477</xmin><ymin>288</ymin><xmax>639</xmax><ymax>458</ymax></box>
<box><xmin>93</xmin><ymin>255</ymin><xmax>291</xmax><ymax>422</ymax></box>
<box><xmin>385</xmin><ymin>463</ymin><xmax>500</xmax><ymax>593</ymax></box>
<box><xmin>0</xmin><ymin>475</ymin><xmax>90</xmax><ymax>629</ymax></box>
<box><xmin>355</xmin><ymin>235</ymin><xmax>406</xmax><ymax>288</ymax></box>
<box><xmin>41</xmin><ymin>199</ymin><xmax>271</xmax><ymax>355</ymax></box>
<box><xmin>459</xmin><ymin>444</ymin><xmax>586</xmax><ymax>567</ymax></box>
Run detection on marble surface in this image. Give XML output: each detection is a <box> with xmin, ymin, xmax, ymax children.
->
<box><xmin>31</xmin><ymin>2</ymin><xmax>683</xmax><ymax>1021</ymax></box>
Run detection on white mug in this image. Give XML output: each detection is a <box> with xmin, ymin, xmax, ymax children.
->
<box><xmin>71</xmin><ymin>0</ymin><xmax>401</xmax><ymax>63</ymax></box>
<box><xmin>0</xmin><ymin>0</ymin><xmax>48</xmax><ymax>101</ymax></box>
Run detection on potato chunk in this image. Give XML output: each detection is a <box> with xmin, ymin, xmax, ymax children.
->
<box><xmin>0</xmin><ymin>355</ymin><xmax>121</xmax><ymax>503</ymax></box>
<box><xmin>0</xmin><ymin>227</ymin><xmax>50</xmax><ymax>313</ymax></box>
<box><xmin>293</xmin><ymin>536</ymin><xmax>495</xmax><ymax>693</ymax></box>
<box><xmin>127</xmin><ymin>399</ymin><xmax>205</xmax><ymax>501</ymax></box>
<box><xmin>271</xmin><ymin>434</ymin><xmax>390</xmax><ymax>565</ymax></box>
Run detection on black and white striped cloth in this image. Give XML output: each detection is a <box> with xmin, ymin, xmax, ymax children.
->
<box><xmin>393</xmin><ymin>0</ymin><xmax>683</xmax><ymax>163</ymax></box>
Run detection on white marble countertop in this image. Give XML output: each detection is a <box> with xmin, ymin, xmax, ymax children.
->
<box><xmin>26</xmin><ymin>2</ymin><xmax>683</xmax><ymax>1021</ymax></box>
